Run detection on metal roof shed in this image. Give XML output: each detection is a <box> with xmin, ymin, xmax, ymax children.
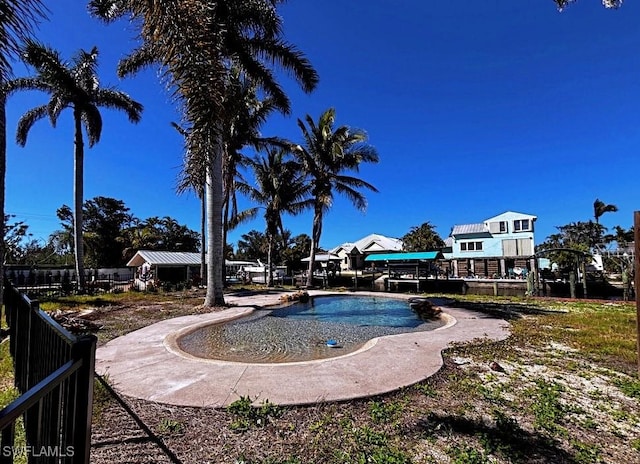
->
<box><xmin>126</xmin><ymin>250</ymin><xmax>203</xmax><ymax>267</ymax></box>
<box><xmin>127</xmin><ymin>250</ymin><xmax>204</xmax><ymax>284</ymax></box>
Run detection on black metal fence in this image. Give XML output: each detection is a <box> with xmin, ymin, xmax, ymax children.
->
<box><xmin>0</xmin><ymin>279</ymin><xmax>96</xmax><ymax>463</ymax></box>
<box><xmin>4</xmin><ymin>269</ymin><xmax>135</xmax><ymax>298</ymax></box>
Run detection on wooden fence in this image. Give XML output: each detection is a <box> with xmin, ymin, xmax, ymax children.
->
<box><xmin>0</xmin><ymin>279</ymin><xmax>96</xmax><ymax>463</ymax></box>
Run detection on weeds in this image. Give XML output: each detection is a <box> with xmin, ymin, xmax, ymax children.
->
<box><xmin>369</xmin><ymin>399</ymin><xmax>403</xmax><ymax>423</ymax></box>
<box><xmin>414</xmin><ymin>382</ymin><xmax>437</xmax><ymax>397</ymax></box>
<box><xmin>531</xmin><ymin>379</ymin><xmax>567</xmax><ymax>436</ymax></box>
<box><xmin>158</xmin><ymin>417</ymin><xmax>185</xmax><ymax>435</ymax></box>
<box><xmin>448</xmin><ymin>445</ymin><xmax>490</xmax><ymax>464</ymax></box>
<box><xmin>227</xmin><ymin>396</ymin><xmax>282</xmax><ymax>432</ymax></box>
<box><xmin>613</xmin><ymin>376</ymin><xmax>640</xmax><ymax>400</ymax></box>
<box><xmin>571</xmin><ymin>439</ymin><xmax>603</xmax><ymax>464</ymax></box>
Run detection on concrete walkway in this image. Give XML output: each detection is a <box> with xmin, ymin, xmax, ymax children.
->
<box><xmin>95</xmin><ymin>291</ymin><xmax>510</xmax><ymax>407</ymax></box>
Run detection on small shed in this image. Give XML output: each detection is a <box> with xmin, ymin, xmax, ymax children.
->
<box><xmin>127</xmin><ymin>250</ymin><xmax>202</xmax><ymax>283</ymax></box>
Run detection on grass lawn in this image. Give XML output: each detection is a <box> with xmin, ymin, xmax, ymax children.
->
<box><xmin>2</xmin><ymin>289</ymin><xmax>640</xmax><ymax>463</ymax></box>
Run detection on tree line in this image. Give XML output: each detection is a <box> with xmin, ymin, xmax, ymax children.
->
<box><xmin>4</xmin><ymin>196</ymin><xmax>199</xmax><ymax>268</ymax></box>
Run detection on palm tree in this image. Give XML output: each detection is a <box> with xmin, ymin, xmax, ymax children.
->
<box><xmin>122</xmin><ymin>218</ymin><xmax>161</xmax><ymax>262</ymax></box>
<box><xmin>220</xmin><ymin>71</ymin><xmax>284</xmax><ymax>256</ymax></box>
<box><xmin>402</xmin><ymin>222</ymin><xmax>445</xmax><ymax>252</ymax></box>
<box><xmin>14</xmin><ymin>42</ymin><xmax>142</xmax><ymax>292</ymax></box>
<box><xmin>89</xmin><ymin>0</ymin><xmax>318</xmax><ymax>306</ymax></box>
<box><xmin>173</xmin><ymin>121</ymin><xmax>207</xmax><ymax>284</ymax></box>
<box><xmin>0</xmin><ymin>0</ymin><xmax>47</xmax><ymax>300</ymax></box>
<box><xmin>593</xmin><ymin>198</ymin><xmax>618</xmax><ymax>224</ymax></box>
<box><xmin>289</xmin><ymin>108</ymin><xmax>379</xmax><ymax>287</ymax></box>
<box><xmin>243</xmin><ymin>147</ymin><xmax>311</xmax><ymax>286</ymax></box>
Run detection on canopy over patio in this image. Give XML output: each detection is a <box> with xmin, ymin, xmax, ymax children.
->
<box><xmin>365</xmin><ymin>251</ymin><xmax>446</xmax><ymax>292</ymax></box>
<box><xmin>364</xmin><ymin>251</ymin><xmax>444</xmax><ymax>262</ymax></box>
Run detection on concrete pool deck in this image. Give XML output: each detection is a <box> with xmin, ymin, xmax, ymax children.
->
<box><xmin>95</xmin><ymin>290</ymin><xmax>510</xmax><ymax>407</ymax></box>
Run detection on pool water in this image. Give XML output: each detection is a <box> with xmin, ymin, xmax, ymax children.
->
<box><xmin>273</xmin><ymin>296</ymin><xmax>430</xmax><ymax>328</ymax></box>
<box><xmin>177</xmin><ymin>295</ymin><xmax>445</xmax><ymax>363</ymax></box>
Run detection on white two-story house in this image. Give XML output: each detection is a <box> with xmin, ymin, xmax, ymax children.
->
<box><xmin>445</xmin><ymin>211</ymin><xmax>537</xmax><ymax>278</ymax></box>
<box><xmin>330</xmin><ymin>233</ymin><xmax>404</xmax><ymax>272</ymax></box>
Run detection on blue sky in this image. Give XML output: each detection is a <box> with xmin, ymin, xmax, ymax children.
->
<box><xmin>5</xmin><ymin>1</ymin><xmax>639</xmax><ymax>252</ymax></box>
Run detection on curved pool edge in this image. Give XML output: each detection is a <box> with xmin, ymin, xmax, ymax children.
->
<box><xmin>163</xmin><ymin>293</ymin><xmax>451</xmax><ymax>367</ymax></box>
<box><xmin>163</xmin><ymin>316</ymin><xmax>382</xmax><ymax>367</ymax></box>
<box><xmin>95</xmin><ymin>290</ymin><xmax>510</xmax><ymax>407</ymax></box>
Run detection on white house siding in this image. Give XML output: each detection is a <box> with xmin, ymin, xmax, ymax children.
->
<box><xmin>330</xmin><ymin>233</ymin><xmax>403</xmax><ymax>272</ymax></box>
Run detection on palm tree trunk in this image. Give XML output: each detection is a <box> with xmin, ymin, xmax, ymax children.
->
<box><xmin>306</xmin><ymin>205</ymin><xmax>323</xmax><ymax>287</ymax></box>
<box><xmin>200</xmin><ymin>188</ymin><xmax>206</xmax><ymax>284</ymax></box>
<box><xmin>73</xmin><ymin>110</ymin><xmax>86</xmax><ymax>293</ymax></box>
<box><xmin>204</xmin><ymin>128</ymin><xmax>225</xmax><ymax>307</ymax></box>
<box><xmin>222</xmin><ymin>170</ymin><xmax>231</xmax><ymax>289</ymax></box>
<box><xmin>0</xmin><ymin>95</ymin><xmax>6</xmax><ymax>303</ymax></box>
<box><xmin>581</xmin><ymin>260</ymin><xmax>588</xmax><ymax>299</ymax></box>
<box><xmin>267</xmin><ymin>234</ymin><xmax>274</xmax><ymax>287</ymax></box>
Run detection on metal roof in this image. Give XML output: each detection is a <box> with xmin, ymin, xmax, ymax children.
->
<box><xmin>364</xmin><ymin>251</ymin><xmax>444</xmax><ymax>262</ymax></box>
<box><xmin>126</xmin><ymin>250</ymin><xmax>203</xmax><ymax>267</ymax></box>
<box><xmin>330</xmin><ymin>233</ymin><xmax>403</xmax><ymax>254</ymax></box>
<box><xmin>451</xmin><ymin>223</ymin><xmax>487</xmax><ymax>236</ymax></box>
<box><xmin>301</xmin><ymin>253</ymin><xmax>341</xmax><ymax>262</ymax></box>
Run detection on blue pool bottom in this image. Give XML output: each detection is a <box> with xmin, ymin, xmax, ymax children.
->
<box><xmin>178</xmin><ymin>295</ymin><xmax>446</xmax><ymax>363</ymax></box>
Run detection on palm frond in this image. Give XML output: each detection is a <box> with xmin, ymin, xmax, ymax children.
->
<box><xmin>21</xmin><ymin>40</ymin><xmax>76</xmax><ymax>91</ymax></box>
<box><xmin>93</xmin><ymin>88</ymin><xmax>143</xmax><ymax>122</ymax></box>
<box><xmin>16</xmin><ymin>104</ymin><xmax>48</xmax><ymax>146</ymax></box>
<box><xmin>0</xmin><ymin>0</ymin><xmax>47</xmax><ymax>78</ymax></box>
<box><xmin>87</xmin><ymin>0</ymin><xmax>129</xmax><ymax>22</ymax></box>
<box><xmin>81</xmin><ymin>104</ymin><xmax>103</xmax><ymax>147</ymax></box>
<box><xmin>117</xmin><ymin>44</ymin><xmax>161</xmax><ymax>79</ymax></box>
<box><xmin>249</xmin><ymin>36</ymin><xmax>319</xmax><ymax>93</ymax></box>
<box><xmin>2</xmin><ymin>76</ymin><xmax>51</xmax><ymax>96</ymax></box>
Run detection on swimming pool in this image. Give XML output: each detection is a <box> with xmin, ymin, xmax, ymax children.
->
<box><xmin>177</xmin><ymin>295</ymin><xmax>446</xmax><ymax>363</ymax></box>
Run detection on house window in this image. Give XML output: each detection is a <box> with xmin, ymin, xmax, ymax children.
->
<box><xmin>461</xmin><ymin>241</ymin><xmax>483</xmax><ymax>251</ymax></box>
<box><xmin>489</xmin><ymin>221</ymin><xmax>508</xmax><ymax>234</ymax></box>
<box><xmin>513</xmin><ymin>219</ymin><xmax>531</xmax><ymax>232</ymax></box>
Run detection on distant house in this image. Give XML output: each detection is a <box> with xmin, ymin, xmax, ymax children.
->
<box><xmin>330</xmin><ymin>233</ymin><xmax>404</xmax><ymax>272</ymax></box>
<box><xmin>444</xmin><ymin>211</ymin><xmax>537</xmax><ymax>278</ymax></box>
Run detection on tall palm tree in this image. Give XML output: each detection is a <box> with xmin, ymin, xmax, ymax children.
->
<box><xmin>221</xmin><ymin>71</ymin><xmax>284</xmax><ymax>255</ymax></box>
<box><xmin>593</xmin><ymin>198</ymin><xmax>618</xmax><ymax>224</ymax></box>
<box><xmin>0</xmin><ymin>0</ymin><xmax>47</xmax><ymax>300</ymax></box>
<box><xmin>173</xmin><ymin>121</ymin><xmax>207</xmax><ymax>283</ymax></box>
<box><xmin>242</xmin><ymin>147</ymin><xmax>311</xmax><ymax>286</ymax></box>
<box><xmin>14</xmin><ymin>42</ymin><xmax>143</xmax><ymax>292</ymax></box>
<box><xmin>89</xmin><ymin>0</ymin><xmax>318</xmax><ymax>306</ymax></box>
<box><xmin>290</xmin><ymin>108</ymin><xmax>379</xmax><ymax>287</ymax></box>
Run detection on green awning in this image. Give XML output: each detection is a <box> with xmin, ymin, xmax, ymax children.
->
<box><xmin>364</xmin><ymin>251</ymin><xmax>444</xmax><ymax>262</ymax></box>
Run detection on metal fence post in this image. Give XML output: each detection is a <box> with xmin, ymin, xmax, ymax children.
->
<box><xmin>71</xmin><ymin>335</ymin><xmax>96</xmax><ymax>463</ymax></box>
